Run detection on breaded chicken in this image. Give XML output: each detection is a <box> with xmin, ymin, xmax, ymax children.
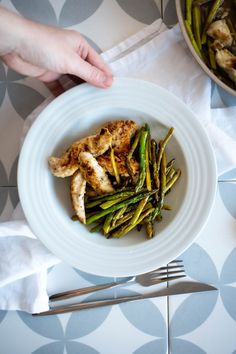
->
<box><xmin>70</xmin><ymin>170</ymin><xmax>86</xmax><ymax>224</ymax></box>
<box><xmin>48</xmin><ymin>128</ymin><xmax>112</xmax><ymax>178</ymax></box>
<box><xmin>216</xmin><ymin>49</ymin><xmax>236</xmax><ymax>84</ymax></box>
<box><xmin>78</xmin><ymin>151</ymin><xmax>114</xmax><ymax>194</ymax></box>
<box><xmin>103</xmin><ymin>120</ymin><xmax>138</xmax><ymax>154</ymax></box>
<box><xmin>207</xmin><ymin>20</ymin><xmax>233</xmax><ymax>50</ymax></box>
<box><xmin>97</xmin><ymin>154</ymin><xmax>139</xmax><ymax>178</ymax></box>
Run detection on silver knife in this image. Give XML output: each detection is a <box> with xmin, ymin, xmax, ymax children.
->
<box><xmin>33</xmin><ymin>281</ymin><xmax>217</xmax><ymax>316</ymax></box>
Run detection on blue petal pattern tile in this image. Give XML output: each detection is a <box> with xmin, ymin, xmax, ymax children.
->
<box><xmin>220</xmin><ymin>248</ymin><xmax>236</xmax><ymax>284</ymax></box>
<box><xmin>220</xmin><ymin>286</ymin><xmax>236</xmax><ymax>322</ymax></box>
<box><xmin>119</xmin><ymin>290</ymin><xmax>166</xmax><ymax>338</ymax></box>
<box><xmin>133</xmin><ymin>339</ymin><xmax>167</xmax><ymax>354</ymax></box>
<box><xmin>171</xmin><ymin>338</ymin><xmax>206</xmax><ymax>354</ymax></box>
<box><xmin>74</xmin><ymin>268</ymin><xmax>114</xmax><ymax>284</ymax></box>
<box><xmin>8</xmin><ymin>83</ymin><xmax>45</xmax><ymax>119</ymax></box>
<box><xmin>0</xmin><ymin>160</ymin><xmax>8</xmax><ymax>185</ymax></box>
<box><xmin>170</xmin><ymin>291</ymin><xmax>218</xmax><ymax>336</ymax></box>
<box><xmin>0</xmin><ymin>311</ymin><xmax>7</xmax><ymax>324</ymax></box>
<box><xmin>179</xmin><ymin>243</ymin><xmax>219</xmax><ymax>284</ymax></box>
<box><xmin>0</xmin><ymin>188</ymin><xmax>8</xmax><ymax>217</ymax></box>
<box><xmin>219</xmin><ymin>170</ymin><xmax>236</xmax><ymax>219</ymax></box>
<box><xmin>9</xmin><ymin>156</ymin><xmax>18</xmax><ymax>186</ymax></box>
<box><xmin>65</xmin><ymin>306</ymin><xmax>111</xmax><ymax>339</ymax></box>
<box><xmin>115</xmin><ymin>0</ymin><xmax>161</xmax><ymax>25</ymax></box>
<box><xmin>18</xmin><ymin>311</ymin><xmax>64</xmax><ymax>339</ymax></box>
<box><xmin>163</xmin><ymin>0</ymin><xmax>178</xmax><ymax>27</ymax></box>
<box><xmin>11</xmin><ymin>0</ymin><xmax>58</xmax><ymax>26</ymax></box>
<box><xmin>59</xmin><ymin>0</ymin><xmax>103</xmax><ymax>27</ymax></box>
<box><xmin>217</xmin><ymin>86</ymin><xmax>236</xmax><ymax>107</ymax></box>
<box><xmin>66</xmin><ymin>341</ymin><xmax>100</xmax><ymax>354</ymax></box>
<box><xmin>9</xmin><ymin>187</ymin><xmax>19</xmax><ymax>209</ymax></box>
<box><xmin>32</xmin><ymin>342</ymin><xmax>64</xmax><ymax>354</ymax></box>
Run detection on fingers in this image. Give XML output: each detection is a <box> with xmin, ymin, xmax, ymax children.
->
<box><xmin>2</xmin><ymin>52</ymin><xmax>45</xmax><ymax>77</ymax></box>
<box><xmin>68</xmin><ymin>53</ymin><xmax>113</xmax><ymax>88</ymax></box>
<box><xmin>2</xmin><ymin>52</ymin><xmax>61</xmax><ymax>81</ymax></box>
<box><xmin>86</xmin><ymin>45</ymin><xmax>112</xmax><ymax>78</ymax></box>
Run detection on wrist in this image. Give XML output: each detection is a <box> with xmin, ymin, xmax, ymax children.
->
<box><xmin>0</xmin><ymin>6</ymin><xmax>30</xmax><ymax>56</ymax></box>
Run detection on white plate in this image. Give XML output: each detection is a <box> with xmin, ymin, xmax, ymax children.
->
<box><xmin>18</xmin><ymin>78</ymin><xmax>217</xmax><ymax>277</ymax></box>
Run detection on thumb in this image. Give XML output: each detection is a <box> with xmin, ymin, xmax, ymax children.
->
<box><xmin>68</xmin><ymin>54</ymin><xmax>113</xmax><ymax>88</ymax></box>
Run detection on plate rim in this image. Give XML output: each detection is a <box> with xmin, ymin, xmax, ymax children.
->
<box><xmin>18</xmin><ymin>77</ymin><xmax>217</xmax><ymax>276</ymax></box>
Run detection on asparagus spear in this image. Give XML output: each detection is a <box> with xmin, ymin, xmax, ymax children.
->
<box><xmin>86</xmin><ymin>190</ymin><xmax>157</xmax><ymax>225</ymax></box>
<box><xmin>127</xmin><ymin>129</ymin><xmax>141</xmax><ymax>182</ymax></box>
<box><xmin>103</xmin><ymin>212</ymin><xmax>114</xmax><ymax>234</ymax></box>
<box><xmin>111</xmin><ymin>206</ymin><xmax>128</xmax><ymax>227</ymax></box>
<box><xmin>85</xmin><ymin>190</ymin><xmax>136</xmax><ymax>208</ymax></box>
<box><xmin>185</xmin><ymin>20</ymin><xmax>203</xmax><ymax>59</ymax></box>
<box><xmin>154</xmin><ymin>127</ymin><xmax>174</xmax><ymax>192</ymax></box>
<box><xmin>136</xmin><ymin>129</ymin><xmax>148</xmax><ymax>192</ymax></box>
<box><xmin>201</xmin><ymin>0</ymin><xmax>222</xmax><ymax>44</ymax></box>
<box><xmin>165</xmin><ymin>169</ymin><xmax>181</xmax><ymax>193</ymax></box>
<box><xmin>145</xmin><ymin>134</ymin><xmax>152</xmax><ymax>191</ymax></box>
<box><xmin>151</xmin><ymin>139</ymin><xmax>159</xmax><ymax>189</ymax></box>
<box><xmin>192</xmin><ymin>4</ymin><xmax>202</xmax><ymax>50</ymax></box>
<box><xmin>112</xmin><ymin>207</ymin><xmax>155</xmax><ymax>238</ymax></box>
<box><xmin>186</xmin><ymin>0</ymin><xmax>193</xmax><ymax>25</ymax></box>
<box><xmin>130</xmin><ymin>195</ymin><xmax>149</xmax><ymax>225</ymax></box>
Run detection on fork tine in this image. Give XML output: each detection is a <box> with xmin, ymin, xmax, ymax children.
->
<box><xmin>157</xmin><ymin>264</ymin><xmax>184</xmax><ymax>271</ymax></box>
<box><xmin>168</xmin><ymin>259</ymin><xmax>183</xmax><ymax>264</ymax></box>
<box><xmin>152</xmin><ymin>274</ymin><xmax>186</xmax><ymax>284</ymax></box>
<box><xmin>149</xmin><ymin>269</ymin><xmax>185</xmax><ymax>279</ymax></box>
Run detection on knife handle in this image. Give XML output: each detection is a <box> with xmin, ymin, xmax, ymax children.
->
<box><xmin>33</xmin><ymin>294</ymin><xmax>143</xmax><ymax>316</ymax></box>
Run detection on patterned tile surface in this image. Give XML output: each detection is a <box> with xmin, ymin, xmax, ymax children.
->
<box><xmin>0</xmin><ymin>1</ymin><xmax>236</xmax><ymax>353</ymax></box>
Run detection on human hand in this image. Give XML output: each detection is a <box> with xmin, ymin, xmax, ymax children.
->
<box><xmin>0</xmin><ymin>6</ymin><xmax>113</xmax><ymax>88</ymax></box>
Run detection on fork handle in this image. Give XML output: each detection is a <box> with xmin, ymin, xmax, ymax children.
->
<box><xmin>49</xmin><ymin>281</ymin><xmax>125</xmax><ymax>302</ymax></box>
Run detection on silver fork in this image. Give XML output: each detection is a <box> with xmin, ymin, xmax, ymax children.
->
<box><xmin>49</xmin><ymin>260</ymin><xmax>185</xmax><ymax>302</ymax></box>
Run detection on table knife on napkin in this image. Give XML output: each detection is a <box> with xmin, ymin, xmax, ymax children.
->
<box><xmin>33</xmin><ymin>281</ymin><xmax>217</xmax><ymax>316</ymax></box>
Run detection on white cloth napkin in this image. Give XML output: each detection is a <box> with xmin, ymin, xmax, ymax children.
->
<box><xmin>1</xmin><ymin>19</ymin><xmax>236</xmax><ymax>313</ymax></box>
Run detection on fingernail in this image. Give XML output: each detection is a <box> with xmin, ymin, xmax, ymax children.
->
<box><xmin>102</xmin><ymin>75</ymin><xmax>113</xmax><ymax>87</ymax></box>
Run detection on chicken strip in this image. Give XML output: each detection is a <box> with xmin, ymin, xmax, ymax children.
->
<box><xmin>48</xmin><ymin>128</ymin><xmax>112</xmax><ymax>178</ymax></box>
<box><xmin>70</xmin><ymin>170</ymin><xmax>86</xmax><ymax>224</ymax></box>
<box><xmin>97</xmin><ymin>154</ymin><xmax>139</xmax><ymax>179</ymax></box>
<box><xmin>78</xmin><ymin>151</ymin><xmax>114</xmax><ymax>195</ymax></box>
<box><xmin>207</xmin><ymin>20</ymin><xmax>233</xmax><ymax>50</ymax></box>
<box><xmin>215</xmin><ymin>49</ymin><xmax>236</xmax><ymax>84</ymax></box>
<box><xmin>103</xmin><ymin>120</ymin><xmax>138</xmax><ymax>154</ymax></box>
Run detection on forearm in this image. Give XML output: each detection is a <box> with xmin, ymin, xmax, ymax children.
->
<box><xmin>0</xmin><ymin>6</ymin><xmax>29</xmax><ymax>55</ymax></box>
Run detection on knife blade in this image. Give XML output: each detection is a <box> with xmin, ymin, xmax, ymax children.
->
<box><xmin>33</xmin><ymin>281</ymin><xmax>217</xmax><ymax>316</ymax></box>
